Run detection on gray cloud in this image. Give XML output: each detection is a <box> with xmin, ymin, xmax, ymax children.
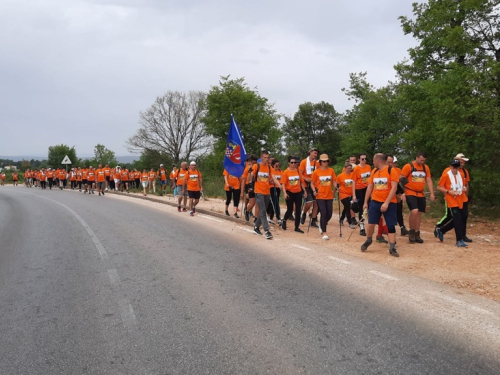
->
<box><xmin>0</xmin><ymin>0</ymin><xmax>416</xmax><ymax>157</ymax></box>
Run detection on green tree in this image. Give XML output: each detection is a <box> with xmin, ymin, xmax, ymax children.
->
<box><xmin>133</xmin><ymin>149</ymin><xmax>173</xmax><ymax>171</ymax></box>
<box><xmin>203</xmin><ymin>76</ymin><xmax>282</xmax><ymax>157</ymax></box>
<box><xmin>90</xmin><ymin>144</ymin><xmax>118</xmax><ymax>166</ymax></box>
<box><xmin>397</xmin><ymin>0</ymin><xmax>500</xmax><ymax>204</ymax></box>
<box><xmin>47</xmin><ymin>145</ymin><xmax>78</xmax><ymax>169</ymax></box>
<box><xmin>282</xmin><ymin>101</ymin><xmax>342</xmax><ymax>162</ymax></box>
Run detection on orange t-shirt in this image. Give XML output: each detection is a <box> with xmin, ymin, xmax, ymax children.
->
<box><xmin>104</xmin><ymin>167</ymin><xmax>111</xmax><ymax>177</ymax></box>
<box><xmin>141</xmin><ymin>173</ymin><xmax>149</xmax><ymax>182</ymax></box>
<box><xmin>76</xmin><ymin>171</ymin><xmax>82</xmax><ymax>181</ymax></box>
<box><xmin>280</xmin><ymin>169</ymin><xmax>304</xmax><ymax>193</ymax></box>
<box><xmin>223</xmin><ymin>169</ymin><xmax>240</xmax><ymax>191</ymax></box>
<box><xmin>442</xmin><ymin>167</ymin><xmax>469</xmax><ymax>203</ymax></box>
<box><xmin>311</xmin><ymin>168</ymin><xmax>336</xmax><ymax>200</ymax></box>
<box><xmin>186</xmin><ymin>170</ymin><xmax>202</xmax><ymax>191</ymax></box>
<box><xmin>438</xmin><ymin>169</ymin><xmax>465</xmax><ymax>208</ymax></box>
<box><xmin>176</xmin><ymin>169</ymin><xmax>189</xmax><ymax>186</ymax></box>
<box><xmin>82</xmin><ymin>169</ymin><xmax>88</xmax><ymax>180</ymax></box>
<box><xmin>113</xmin><ymin>170</ymin><xmax>121</xmax><ymax>180</ymax></box>
<box><xmin>96</xmin><ymin>169</ymin><xmax>106</xmax><ymax>182</ymax></box>
<box><xmin>352</xmin><ymin>164</ymin><xmax>371</xmax><ymax>189</ymax></box>
<box><xmin>269</xmin><ymin>169</ymin><xmax>282</xmax><ymax>188</ymax></box>
<box><xmin>58</xmin><ymin>170</ymin><xmax>67</xmax><ymax>180</ymax></box>
<box><xmin>69</xmin><ymin>171</ymin><xmax>77</xmax><ymax>181</ymax></box>
<box><xmin>299</xmin><ymin>158</ymin><xmax>320</xmax><ymax>180</ymax></box>
<box><xmin>158</xmin><ymin>168</ymin><xmax>167</xmax><ymax>181</ymax></box>
<box><xmin>252</xmin><ymin>163</ymin><xmax>273</xmax><ymax>195</ymax></box>
<box><xmin>149</xmin><ymin>171</ymin><xmax>156</xmax><ymax>181</ymax></box>
<box><xmin>336</xmin><ymin>172</ymin><xmax>354</xmax><ymax>200</ymax></box>
<box><xmin>401</xmin><ymin>161</ymin><xmax>431</xmax><ymax>197</ymax></box>
<box><xmin>369</xmin><ymin>166</ymin><xmax>399</xmax><ymax>204</ymax></box>
<box><xmin>46</xmin><ymin>170</ymin><xmax>55</xmax><ymax>178</ymax></box>
<box><xmin>120</xmin><ymin>170</ymin><xmax>129</xmax><ymax>181</ymax></box>
<box><xmin>12</xmin><ymin>173</ymin><xmax>18</xmax><ymax>181</ymax></box>
<box><xmin>87</xmin><ymin>170</ymin><xmax>96</xmax><ymax>182</ymax></box>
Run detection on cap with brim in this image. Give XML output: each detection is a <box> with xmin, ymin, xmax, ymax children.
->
<box><xmin>160</xmin><ymin>164</ymin><xmax>164</xmax><ymax>167</ymax></box>
<box><xmin>190</xmin><ymin>161</ymin><xmax>196</xmax><ymax>165</ymax></box>
<box><xmin>393</xmin><ymin>156</ymin><xmax>398</xmax><ymax>162</ymax></box>
<box><xmin>319</xmin><ymin>154</ymin><xmax>330</xmax><ymax>161</ymax></box>
<box><xmin>450</xmin><ymin>159</ymin><xmax>461</xmax><ymax>167</ymax></box>
<box><xmin>454</xmin><ymin>153</ymin><xmax>469</xmax><ymax>161</ymax></box>
<box><xmin>309</xmin><ymin>148</ymin><xmax>319</xmax><ymax>154</ymax></box>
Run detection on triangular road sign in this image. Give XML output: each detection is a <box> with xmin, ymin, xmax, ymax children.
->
<box><xmin>61</xmin><ymin>155</ymin><xmax>72</xmax><ymax>164</ymax></box>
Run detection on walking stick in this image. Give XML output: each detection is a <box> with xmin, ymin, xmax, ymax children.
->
<box><xmin>337</xmin><ymin>190</ymin><xmax>342</xmax><ymax>238</ymax></box>
<box><xmin>347</xmin><ymin>209</ymin><xmax>368</xmax><ymax>241</ymax></box>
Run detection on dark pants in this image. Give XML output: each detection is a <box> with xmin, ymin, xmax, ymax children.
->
<box><xmin>267</xmin><ymin>187</ymin><xmax>281</xmax><ymax>220</ymax></box>
<box><xmin>48</xmin><ymin>178</ymin><xmax>54</xmax><ymax>189</ymax></box>
<box><xmin>317</xmin><ymin>199</ymin><xmax>333</xmax><ymax>233</ymax></box>
<box><xmin>225</xmin><ymin>189</ymin><xmax>241</xmax><ymax>208</ymax></box>
<box><xmin>284</xmin><ymin>190</ymin><xmax>302</xmax><ymax>229</ymax></box>
<box><xmin>340</xmin><ymin>197</ymin><xmax>353</xmax><ymax>224</ymax></box>
<box><xmin>397</xmin><ymin>200</ymin><xmax>405</xmax><ymax>227</ymax></box>
<box><xmin>355</xmin><ymin>187</ymin><xmax>367</xmax><ymax>221</ymax></box>
<box><xmin>440</xmin><ymin>206</ymin><xmax>466</xmax><ymax>241</ymax></box>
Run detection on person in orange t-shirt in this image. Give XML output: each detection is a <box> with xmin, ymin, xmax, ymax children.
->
<box><xmin>223</xmin><ymin>169</ymin><xmax>241</xmax><ymax>218</ymax></box>
<box><xmin>103</xmin><ymin>164</ymin><xmax>111</xmax><ymax>190</ymax></box>
<box><xmin>183</xmin><ymin>161</ymin><xmax>203</xmax><ymax>216</ymax></box>
<box><xmin>175</xmin><ymin>163</ymin><xmax>189</xmax><ymax>211</ymax></box>
<box><xmin>24</xmin><ymin>170</ymin><xmax>32</xmax><ymax>187</ymax></box>
<box><xmin>148</xmin><ymin>168</ymin><xmax>157</xmax><ymax>194</ymax></box>
<box><xmin>57</xmin><ymin>168</ymin><xmax>67</xmax><ymax>190</ymax></box>
<box><xmin>267</xmin><ymin>159</ymin><xmax>282</xmax><ymax>224</ymax></box>
<box><xmin>251</xmin><ymin>151</ymin><xmax>281</xmax><ymax>239</ymax></box>
<box><xmin>436</xmin><ymin>159</ymin><xmax>468</xmax><ymax>247</ymax></box>
<box><xmin>387</xmin><ymin>155</ymin><xmax>409</xmax><ymax>236</ymax></box>
<box><xmin>86</xmin><ymin>166</ymin><xmax>96</xmax><ymax>194</ymax></box>
<box><xmin>157</xmin><ymin>164</ymin><xmax>167</xmax><ymax>192</ymax></box>
<box><xmin>113</xmin><ymin>167</ymin><xmax>121</xmax><ymax>191</ymax></box>
<box><xmin>76</xmin><ymin>167</ymin><xmax>83</xmax><ymax>191</ymax></box>
<box><xmin>170</xmin><ymin>166</ymin><xmax>178</xmax><ymax>197</ymax></box>
<box><xmin>311</xmin><ymin>154</ymin><xmax>337</xmax><ymax>240</ymax></box>
<box><xmin>299</xmin><ymin>148</ymin><xmax>320</xmax><ymax>229</ymax></box>
<box><xmin>280</xmin><ymin>155</ymin><xmax>306</xmax><ymax>232</ymax></box>
<box><xmin>400</xmin><ymin>151</ymin><xmax>435</xmax><ymax>244</ymax></box>
<box><xmin>336</xmin><ymin>162</ymin><xmax>355</xmax><ymax>229</ymax></box>
<box><xmin>140</xmin><ymin>169</ymin><xmax>149</xmax><ymax>196</ymax></box>
<box><xmin>95</xmin><ymin>164</ymin><xmax>106</xmax><ymax>196</ymax></box>
<box><xmin>12</xmin><ymin>171</ymin><xmax>18</xmax><ymax>186</ymax></box>
<box><xmin>360</xmin><ymin>153</ymin><xmax>400</xmax><ymax>257</ymax></box>
<box><xmin>120</xmin><ymin>167</ymin><xmax>129</xmax><ymax>193</ymax></box>
<box><xmin>69</xmin><ymin>168</ymin><xmax>77</xmax><ymax>190</ymax></box>
<box><xmin>240</xmin><ymin>154</ymin><xmax>258</xmax><ymax>222</ymax></box>
<box><xmin>0</xmin><ymin>172</ymin><xmax>6</xmax><ymax>186</ymax></box>
<box><xmin>352</xmin><ymin>153</ymin><xmax>372</xmax><ymax>236</ymax></box>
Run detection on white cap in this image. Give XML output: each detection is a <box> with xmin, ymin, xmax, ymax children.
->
<box><xmin>455</xmin><ymin>153</ymin><xmax>469</xmax><ymax>161</ymax></box>
<box><xmin>160</xmin><ymin>164</ymin><xmax>164</xmax><ymax>167</ymax></box>
<box><xmin>190</xmin><ymin>161</ymin><xmax>196</xmax><ymax>165</ymax></box>
<box><xmin>393</xmin><ymin>156</ymin><xmax>398</xmax><ymax>162</ymax></box>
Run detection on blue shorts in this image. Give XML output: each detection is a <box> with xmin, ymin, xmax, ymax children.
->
<box><xmin>159</xmin><ymin>180</ymin><xmax>167</xmax><ymax>186</ymax></box>
<box><xmin>368</xmin><ymin>201</ymin><xmax>397</xmax><ymax>227</ymax></box>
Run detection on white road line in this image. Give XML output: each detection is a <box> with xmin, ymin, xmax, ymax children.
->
<box><xmin>327</xmin><ymin>256</ymin><xmax>352</xmax><ymax>265</ymax></box>
<box><xmin>237</xmin><ymin>226</ymin><xmax>256</xmax><ymax>234</ymax></box>
<box><xmin>427</xmin><ymin>291</ymin><xmax>493</xmax><ymax>315</ymax></box>
<box><xmin>370</xmin><ymin>270</ymin><xmax>399</xmax><ymax>281</ymax></box>
<box><xmin>291</xmin><ymin>244</ymin><xmax>311</xmax><ymax>251</ymax></box>
<box><xmin>108</xmin><ymin>269</ymin><xmax>120</xmax><ymax>286</ymax></box>
<box><xmin>118</xmin><ymin>299</ymin><xmax>137</xmax><ymax>328</ymax></box>
<box><xmin>199</xmin><ymin>215</ymin><xmax>224</xmax><ymax>223</ymax></box>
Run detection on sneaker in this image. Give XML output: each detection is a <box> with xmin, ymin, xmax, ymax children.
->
<box><xmin>361</xmin><ymin>239</ymin><xmax>372</xmax><ymax>251</ymax></box>
<box><xmin>102</xmin><ymin>191</ymin><xmax>105</xmax><ymax>196</ymax></box>
<box><xmin>189</xmin><ymin>211</ymin><xmax>194</xmax><ymax>216</ymax></box>
<box><xmin>351</xmin><ymin>218</ymin><xmax>358</xmax><ymax>226</ymax></box>
<box><xmin>456</xmin><ymin>240</ymin><xmax>468</xmax><ymax>248</ymax></box>
<box><xmin>463</xmin><ymin>236</ymin><xmax>473</xmax><ymax>243</ymax></box>
<box><xmin>277</xmin><ymin>220</ymin><xmax>283</xmax><ymax>226</ymax></box>
<box><xmin>245</xmin><ymin>209</ymin><xmax>250</xmax><ymax>221</ymax></box>
<box><xmin>282</xmin><ymin>220</ymin><xmax>287</xmax><ymax>230</ymax></box>
<box><xmin>311</xmin><ymin>220</ymin><xmax>319</xmax><ymax>228</ymax></box>
<box><xmin>389</xmin><ymin>247</ymin><xmax>400</xmax><ymax>257</ymax></box>
<box><xmin>435</xmin><ymin>227</ymin><xmax>444</xmax><ymax>242</ymax></box>
<box><xmin>178</xmin><ymin>206</ymin><xmax>181</xmax><ymax>212</ymax></box>
<box><xmin>294</xmin><ymin>227</ymin><xmax>304</xmax><ymax>233</ymax></box>
<box><xmin>349</xmin><ymin>222</ymin><xmax>357</xmax><ymax>229</ymax></box>
<box><xmin>300</xmin><ymin>213</ymin><xmax>306</xmax><ymax>225</ymax></box>
<box><xmin>265</xmin><ymin>231</ymin><xmax>273</xmax><ymax>239</ymax></box>
<box><xmin>234</xmin><ymin>213</ymin><xmax>239</xmax><ymax>219</ymax></box>
<box><xmin>225</xmin><ymin>211</ymin><xmax>230</xmax><ymax>216</ymax></box>
<box><xmin>376</xmin><ymin>236</ymin><xmax>388</xmax><ymax>244</ymax></box>
<box><xmin>183</xmin><ymin>207</ymin><xmax>187</xmax><ymax>212</ymax></box>
<box><xmin>433</xmin><ymin>227</ymin><xmax>439</xmax><ymax>238</ymax></box>
<box><xmin>268</xmin><ymin>219</ymin><xmax>274</xmax><ymax>225</ymax></box>
<box><xmin>360</xmin><ymin>229</ymin><xmax>366</xmax><ymax>236</ymax></box>
<box><xmin>254</xmin><ymin>226</ymin><xmax>262</xmax><ymax>236</ymax></box>
<box><xmin>401</xmin><ymin>226</ymin><xmax>409</xmax><ymax>236</ymax></box>
<box><xmin>322</xmin><ymin>235</ymin><xmax>329</xmax><ymax>240</ymax></box>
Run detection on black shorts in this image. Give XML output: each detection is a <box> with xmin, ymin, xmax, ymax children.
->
<box><xmin>304</xmin><ymin>183</ymin><xmax>314</xmax><ymax>203</ymax></box>
<box><xmin>406</xmin><ymin>195</ymin><xmax>426</xmax><ymax>212</ymax></box>
<box><xmin>244</xmin><ymin>184</ymin><xmax>255</xmax><ymax>199</ymax></box>
<box><xmin>188</xmin><ymin>190</ymin><xmax>201</xmax><ymax>199</ymax></box>
<box><xmin>82</xmin><ymin>179</ymin><xmax>87</xmax><ymax>185</ymax></box>
<box><xmin>106</xmin><ymin>176</ymin><xmax>110</xmax><ymax>182</ymax></box>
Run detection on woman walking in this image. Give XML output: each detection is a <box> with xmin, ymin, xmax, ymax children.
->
<box><xmin>223</xmin><ymin>169</ymin><xmax>241</xmax><ymax>218</ymax></box>
<box><xmin>311</xmin><ymin>154</ymin><xmax>337</xmax><ymax>240</ymax></box>
<box><xmin>280</xmin><ymin>156</ymin><xmax>307</xmax><ymax>233</ymax></box>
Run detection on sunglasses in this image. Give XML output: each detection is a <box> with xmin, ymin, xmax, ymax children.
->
<box><xmin>289</xmin><ymin>161</ymin><xmax>299</xmax><ymax>164</ymax></box>
<box><xmin>320</xmin><ymin>160</ymin><xmax>329</xmax><ymax>163</ymax></box>
<box><xmin>360</xmin><ymin>158</ymin><xmax>366</xmax><ymax>161</ymax></box>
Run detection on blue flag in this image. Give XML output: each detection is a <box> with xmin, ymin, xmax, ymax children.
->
<box><xmin>223</xmin><ymin>115</ymin><xmax>247</xmax><ymax>177</ymax></box>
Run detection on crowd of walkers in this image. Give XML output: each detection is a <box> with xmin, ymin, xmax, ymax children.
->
<box><xmin>10</xmin><ymin>149</ymin><xmax>472</xmax><ymax>257</ymax></box>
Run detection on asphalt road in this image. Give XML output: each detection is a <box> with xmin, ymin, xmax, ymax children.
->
<box><xmin>1</xmin><ymin>186</ymin><xmax>499</xmax><ymax>375</ymax></box>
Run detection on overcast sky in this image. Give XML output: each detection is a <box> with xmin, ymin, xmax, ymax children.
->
<box><xmin>0</xmin><ymin>0</ymin><xmax>417</xmax><ymax>158</ymax></box>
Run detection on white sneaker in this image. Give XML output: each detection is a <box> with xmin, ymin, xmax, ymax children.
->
<box><xmin>322</xmin><ymin>235</ymin><xmax>329</xmax><ymax>240</ymax></box>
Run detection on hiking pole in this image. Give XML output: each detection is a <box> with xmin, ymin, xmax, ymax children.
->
<box><xmin>337</xmin><ymin>190</ymin><xmax>342</xmax><ymax>238</ymax></box>
<box><xmin>347</xmin><ymin>209</ymin><xmax>368</xmax><ymax>241</ymax></box>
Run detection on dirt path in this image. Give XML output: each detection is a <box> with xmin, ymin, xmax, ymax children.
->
<box><xmin>122</xmin><ymin>191</ymin><xmax>500</xmax><ymax>303</ymax></box>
